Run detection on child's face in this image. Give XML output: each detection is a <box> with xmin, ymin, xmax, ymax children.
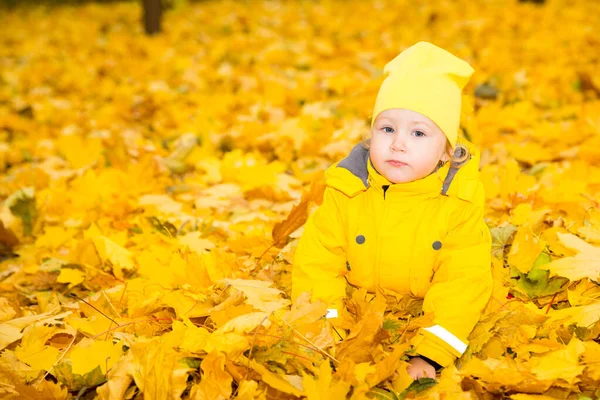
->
<box><xmin>369</xmin><ymin>108</ymin><xmax>450</xmax><ymax>184</ymax></box>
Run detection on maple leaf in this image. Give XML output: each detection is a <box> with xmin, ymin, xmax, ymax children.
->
<box><xmin>510</xmin><ymin>253</ymin><xmax>569</xmax><ymax>299</ymax></box>
<box><xmin>189</xmin><ymin>351</ymin><xmax>233</xmax><ymax>400</ymax></box>
<box><xmin>237</xmin><ymin>355</ymin><xmax>304</xmax><ymax>397</ymax></box>
<box><xmin>6</xmin><ymin>187</ymin><xmax>37</xmax><ymax>236</ymax></box>
<box><xmin>508</xmin><ymin>224</ymin><xmax>546</xmax><ymax>274</ymax></box>
<box><xmin>2</xmin><ymin>1</ymin><xmax>600</xmax><ymax>398</ymax></box>
<box><xmin>96</xmin><ymin>351</ymin><xmax>135</xmax><ymax>400</ymax></box>
<box><xmin>544</xmin><ymin>233</ymin><xmax>600</xmax><ymax>282</ymax></box>
<box><xmin>223</xmin><ymin>278</ymin><xmax>290</xmax><ymax>313</ymax></box>
<box><xmin>529</xmin><ymin>338</ymin><xmax>586</xmax><ymax>385</ymax></box>
<box><xmin>68</xmin><ymin>338</ymin><xmax>124</xmax><ymax>376</ymax></box>
<box><xmin>303</xmin><ymin>361</ymin><xmax>350</xmax><ymax>400</ymax></box>
<box><xmin>91</xmin><ymin>235</ymin><xmax>136</xmax><ymax>280</ymax></box>
<box><xmin>490</xmin><ymin>223</ymin><xmax>517</xmax><ymax>259</ymax></box>
<box><xmin>56</xmin><ymin>267</ymin><xmax>86</xmax><ymax>288</ymax></box>
<box><xmin>127</xmin><ymin>329</ymin><xmax>193</xmax><ymax>399</ymax></box>
<box><xmin>272</xmin><ymin>177</ymin><xmax>325</xmax><ymax>248</ymax></box>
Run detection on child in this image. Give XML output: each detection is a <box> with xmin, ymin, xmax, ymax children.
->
<box><xmin>291</xmin><ymin>41</ymin><xmax>492</xmax><ymax>380</ymax></box>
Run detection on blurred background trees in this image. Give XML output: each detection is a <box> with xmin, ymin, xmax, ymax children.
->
<box><xmin>0</xmin><ymin>0</ymin><xmax>193</xmax><ymax>35</ymax></box>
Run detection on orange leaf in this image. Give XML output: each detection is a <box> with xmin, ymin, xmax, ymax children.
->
<box><xmin>271</xmin><ymin>177</ymin><xmax>325</xmax><ymax>248</ymax></box>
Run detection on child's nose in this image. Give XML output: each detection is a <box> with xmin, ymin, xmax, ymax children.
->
<box><xmin>390</xmin><ymin>133</ymin><xmax>407</xmax><ymax>152</ymax></box>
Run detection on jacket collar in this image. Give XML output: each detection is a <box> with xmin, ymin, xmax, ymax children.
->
<box><xmin>367</xmin><ymin>158</ymin><xmax>446</xmax><ymax>201</ymax></box>
<box><xmin>325</xmin><ymin>141</ymin><xmax>483</xmax><ymax>205</ymax></box>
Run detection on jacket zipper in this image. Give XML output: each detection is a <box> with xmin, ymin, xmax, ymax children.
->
<box><xmin>376</xmin><ymin>185</ymin><xmax>390</xmax><ymax>287</ymax></box>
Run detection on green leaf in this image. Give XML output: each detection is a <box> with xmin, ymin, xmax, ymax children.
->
<box><xmin>6</xmin><ymin>188</ymin><xmax>37</xmax><ymax>236</ymax></box>
<box><xmin>146</xmin><ymin>216</ymin><xmax>177</xmax><ymax>237</ymax></box>
<box><xmin>533</xmin><ymin>252</ymin><xmax>551</xmax><ymax>268</ymax></box>
<box><xmin>54</xmin><ymin>362</ymin><xmax>106</xmax><ymax>391</ymax></box>
<box><xmin>181</xmin><ymin>357</ymin><xmax>202</xmax><ymax>369</ymax></box>
<box><xmin>382</xmin><ymin>319</ymin><xmax>401</xmax><ymax>332</ymax></box>
<box><xmin>491</xmin><ymin>224</ymin><xmax>517</xmax><ymax>259</ymax></box>
<box><xmin>367</xmin><ymin>387</ymin><xmax>399</xmax><ymax>400</ymax></box>
<box><xmin>511</xmin><ymin>265</ymin><xmax>568</xmax><ymax>299</ymax></box>
<box><xmin>399</xmin><ymin>378</ymin><xmax>437</xmax><ymax>399</ymax></box>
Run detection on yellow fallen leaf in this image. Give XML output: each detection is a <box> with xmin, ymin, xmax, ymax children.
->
<box><xmin>96</xmin><ymin>351</ymin><xmax>134</xmax><ymax>400</ymax></box>
<box><xmin>354</xmin><ymin>362</ymin><xmax>376</xmax><ymax>382</ymax></box>
<box><xmin>56</xmin><ymin>135</ymin><xmax>104</xmax><ymax>169</ymax></box>
<box><xmin>14</xmin><ymin>323</ymin><xmax>60</xmax><ymax>377</ymax></box>
<box><xmin>303</xmin><ymin>361</ymin><xmax>350</xmax><ymax>400</ymax></box>
<box><xmin>220</xmin><ymin>150</ymin><xmax>286</xmax><ymax>191</ymax></box>
<box><xmin>92</xmin><ymin>235</ymin><xmax>136</xmax><ymax>279</ymax></box>
<box><xmin>69</xmin><ymin>338</ymin><xmax>124</xmax><ymax>375</ymax></box>
<box><xmin>508</xmin><ymin>225</ymin><xmax>546</xmax><ymax>274</ymax></box>
<box><xmin>160</xmin><ymin>133</ymin><xmax>198</xmax><ymax>174</ymax></box>
<box><xmin>215</xmin><ymin>311</ymin><xmax>271</xmax><ymax>334</ymax></box>
<box><xmin>190</xmin><ymin>351</ymin><xmax>232</xmax><ymax>400</ymax></box>
<box><xmin>129</xmin><ymin>329</ymin><xmax>192</xmax><ymax>399</ymax></box>
<box><xmin>35</xmin><ymin>225</ymin><xmax>74</xmax><ymax>249</ymax></box>
<box><xmin>239</xmin><ymin>355</ymin><xmax>303</xmax><ymax>397</ymax></box>
<box><xmin>567</xmin><ymin>279</ymin><xmax>600</xmax><ymax>306</ymax></box>
<box><xmin>0</xmin><ymin>297</ymin><xmax>17</xmax><ymax>322</ymax></box>
<box><xmin>365</xmin><ymin>344</ymin><xmax>410</xmax><ymax>388</ymax></box>
<box><xmin>56</xmin><ymin>268</ymin><xmax>85</xmax><ymax>288</ymax></box>
<box><xmin>223</xmin><ymin>278</ymin><xmax>290</xmax><ymax>313</ymax></box>
<box><xmin>510</xmin><ymin>204</ymin><xmax>549</xmax><ymax>227</ymax></box>
<box><xmin>530</xmin><ymin>338</ymin><xmax>585</xmax><ymax>384</ymax></box>
<box><xmin>545</xmin><ymin>303</ymin><xmax>600</xmax><ymax>327</ymax></box>
<box><xmin>235</xmin><ymin>380</ymin><xmax>267</xmax><ymax>400</ymax></box>
<box><xmin>582</xmin><ymin>340</ymin><xmax>600</xmax><ymax>381</ymax></box>
<box><xmin>557</xmin><ymin>232</ymin><xmax>600</xmax><ymax>254</ymax></box>
<box><xmin>178</xmin><ymin>232</ymin><xmax>215</xmax><ymax>255</ymax></box>
<box><xmin>544</xmin><ymin>233</ymin><xmax>600</xmax><ymax>282</ymax></box>
<box><xmin>138</xmin><ymin>194</ymin><xmax>184</xmax><ymax>216</ymax></box>
<box><xmin>162</xmin><ymin>290</ymin><xmax>209</xmax><ymax>319</ymax></box>
<box><xmin>0</xmin><ymin>350</ymin><xmax>68</xmax><ymax>399</ymax></box>
<box><xmin>176</xmin><ymin>320</ymin><xmax>249</xmax><ymax>357</ymax></box>
<box><xmin>0</xmin><ymin>312</ymin><xmax>68</xmax><ymax>351</ymax></box>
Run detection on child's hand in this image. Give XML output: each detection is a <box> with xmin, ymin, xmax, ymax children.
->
<box><xmin>406</xmin><ymin>357</ymin><xmax>436</xmax><ymax>380</ymax></box>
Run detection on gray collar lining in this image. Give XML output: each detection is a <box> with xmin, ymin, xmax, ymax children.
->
<box><xmin>336</xmin><ymin>143</ymin><xmax>370</xmax><ymax>188</ymax></box>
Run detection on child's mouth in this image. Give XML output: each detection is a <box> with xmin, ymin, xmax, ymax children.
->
<box><xmin>387</xmin><ymin>160</ymin><xmax>408</xmax><ymax>167</ymax></box>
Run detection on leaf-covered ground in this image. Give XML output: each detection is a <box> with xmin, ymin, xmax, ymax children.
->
<box><xmin>1</xmin><ymin>0</ymin><xmax>600</xmax><ymax>398</ymax></box>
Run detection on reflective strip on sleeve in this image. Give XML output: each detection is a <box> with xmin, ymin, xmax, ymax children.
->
<box><xmin>325</xmin><ymin>309</ymin><xmax>338</xmax><ymax>319</ymax></box>
<box><xmin>423</xmin><ymin>325</ymin><xmax>468</xmax><ymax>354</ymax></box>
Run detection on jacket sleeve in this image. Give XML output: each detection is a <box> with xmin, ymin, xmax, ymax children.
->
<box><xmin>411</xmin><ymin>202</ymin><xmax>492</xmax><ymax>367</ymax></box>
<box><xmin>291</xmin><ymin>186</ymin><xmax>348</xmax><ymax>317</ymax></box>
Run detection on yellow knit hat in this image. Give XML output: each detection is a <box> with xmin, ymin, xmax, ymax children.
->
<box><xmin>371</xmin><ymin>41</ymin><xmax>474</xmax><ymax>147</ymax></box>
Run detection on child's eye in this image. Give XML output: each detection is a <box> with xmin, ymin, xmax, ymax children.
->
<box><xmin>382</xmin><ymin>127</ymin><xmax>394</xmax><ymax>133</ymax></box>
<box><xmin>412</xmin><ymin>130</ymin><xmax>425</xmax><ymax>137</ymax></box>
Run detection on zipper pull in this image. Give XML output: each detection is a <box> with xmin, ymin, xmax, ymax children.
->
<box><xmin>441</xmin><ymin>145</ymin><xmax>470</xmax><ymax>195</ymax></box>
<box><xmin>382</xmin><ymin>185</ymin><xmax>389</xmax><ymax>199</ymax></box>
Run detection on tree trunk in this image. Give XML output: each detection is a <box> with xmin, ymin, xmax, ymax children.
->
<box><xmin>143</xmin><ymin>0</ymin><xmax>162</xmax><ymax>35</ymax></box>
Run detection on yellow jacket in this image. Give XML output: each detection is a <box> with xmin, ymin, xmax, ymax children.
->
<box><xmin>291</xmin><ymin>142</ymin><xmax>492</xmax><ymax>367</ymax></box>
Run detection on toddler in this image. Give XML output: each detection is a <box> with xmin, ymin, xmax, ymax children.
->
<box><xmin>292</xmin><ymin>41</ymin><xmax>492</xmax><ymax>379</ymax></box>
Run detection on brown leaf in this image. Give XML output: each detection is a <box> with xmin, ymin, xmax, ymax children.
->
<box><xmin>272</xmin><ymin>178</ymin><xmax>325</xmax><ymax>248</ymax></box>
<box><xmin>0</xmin><ymin>220</ymin><xmax>19</xmax><ymax>259</ymax></box>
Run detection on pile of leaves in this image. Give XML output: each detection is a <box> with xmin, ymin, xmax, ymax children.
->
<box><xmin>1</xmin><ymin>0</ymin><xmax>600</xmax><ymax>398</ymax></box>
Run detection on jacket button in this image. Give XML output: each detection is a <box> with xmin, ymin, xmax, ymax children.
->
<box><xmin>432</xmin><ymin>241</ymin><xmax>442</xmax><ymax>250</ymax></box>
<box><xmin>356</xmin><ymin>235</ymin><xmax>365</xmax><ymax>244</ymax></box>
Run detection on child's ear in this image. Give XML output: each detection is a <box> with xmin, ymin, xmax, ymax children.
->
<box><xmin>441</xmin><ymin>148</ymin><xmax>452</xmax><ymax>163</ymax></box>
<box><xmin>442</xmin><ymin>142</ymin><xmax>454</xmax><ymax>162</ymax></box>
